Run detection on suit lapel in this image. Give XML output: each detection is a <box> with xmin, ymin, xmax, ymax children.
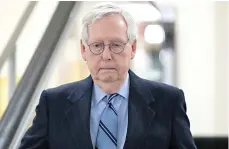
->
<box><xmin>64</xmin><ymin>76</ymin><xmax>93</xmax><ymax>149</ymax></box>
<box><xmin>123</xmin><ymin>70</ymin><xmax>156</xmax><ymax>149</ymax></box>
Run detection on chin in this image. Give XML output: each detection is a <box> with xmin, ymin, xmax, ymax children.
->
<box><xmin>98</xmin><ymin>73</ymin><xmax>118</xmax><ymax>82</ymax></box>
<box><xmin>101</xmin><ymin>75</ymin><xmax>117</xmax><ymax>82</ymax></box>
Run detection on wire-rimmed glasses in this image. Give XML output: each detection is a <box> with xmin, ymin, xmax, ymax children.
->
<box><xmin>88</xmin><ymin>41</ymin><xmax>128</xmax><ymax>55</ymax></box>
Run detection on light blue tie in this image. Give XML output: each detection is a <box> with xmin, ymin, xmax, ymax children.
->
<box><xmin>96</xmin><ymin>93</ymin><xmax>118</xmax><ymax>149</ymax></box>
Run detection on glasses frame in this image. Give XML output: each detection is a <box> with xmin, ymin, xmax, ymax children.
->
<box><xmin>87</xmin><ymin>41</ymin><xmax>129</xmax><ymax>55</ymax></box>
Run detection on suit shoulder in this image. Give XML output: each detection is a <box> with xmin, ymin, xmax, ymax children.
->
<box><xmin>46</xmin><ymin>81</ymin><xmax>77</xmax><ymax>94</ymax></box>
<box><xmin>141</xmin><ymin>78</ymin><xmax>180</xmax><ymax>93</ymax></box>
<box><xmin>44</xmin><ymin>78</ymin><xmax>87</xmax><ymax>99</ymax></box>
<box><xmin>140</xmin><ymin>79</ymin><xmax>184</xmax><ymax>108</ymax></box>
<box><xmin>138</xmin><ymin>78</ymin><xmax>183</xmax><ymax>105</ymax></box>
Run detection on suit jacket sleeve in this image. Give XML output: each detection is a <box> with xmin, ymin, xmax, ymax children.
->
<box><xmin>19</xmin><ymin>90</ymin><xmax>49</xmax><ymax>149</ymax></box>
<box><xmin>169</xmin><ymin>89</ymin><xmax>197</xmax><ymax>149</ymax></box>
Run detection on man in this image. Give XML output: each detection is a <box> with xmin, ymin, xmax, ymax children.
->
<box><xmin>19</xmin><ymin>3</ymin><xmax>197</xmax><ymax>149</ymax></box>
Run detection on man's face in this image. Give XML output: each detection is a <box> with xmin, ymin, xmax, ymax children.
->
<box><xmin>81</xmin><ymin>14</ymin><xmax>136</xmax><ymax>83</ymax></box>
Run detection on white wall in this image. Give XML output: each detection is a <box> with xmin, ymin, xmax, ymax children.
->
<box><xmin>213</xmin><ymin>2</ymin><xmax>228</xmax><ymax>137</ymax></box>
<box><xmin>175</xmin><ymin>1</ymin><xmax>228</xmax><ymax>136</ymax></box>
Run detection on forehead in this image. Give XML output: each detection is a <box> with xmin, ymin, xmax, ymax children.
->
<box><xmin>87</xmin><ymin>14</ymin><xmax>128</xmax><ymax>43</ymax></box>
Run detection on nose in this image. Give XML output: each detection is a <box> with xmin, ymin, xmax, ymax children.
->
<box><xmin>102</xmin><ymin>45</ymin><xmax>112</xmax><ymax>60</ymax></box>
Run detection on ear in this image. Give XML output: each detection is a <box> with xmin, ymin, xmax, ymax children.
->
<box><xmin>80</xmin><ymin>39</ymin><xmax>86</xmax><ymax>61</ymax></box>
<box><xmin>131</xmin><ymin>40</ymin><xmax>137</xmax><ymax>59</ymax></box>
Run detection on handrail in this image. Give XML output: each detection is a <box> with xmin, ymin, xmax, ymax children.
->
<box><xmin>0</xmin><ymin>2</ymin><xmax>76</xmax><ymax>149</ymax></box>
<box><xmin>0</xmin><ymin>1</ymin><xmax>37</xmax><ymax>71</ymax></box>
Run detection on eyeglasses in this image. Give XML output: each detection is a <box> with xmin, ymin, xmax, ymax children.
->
<box><xmin>88</xmin><ymin>41</ymin><xmax>128</xmax><ymax>55</ymax></box>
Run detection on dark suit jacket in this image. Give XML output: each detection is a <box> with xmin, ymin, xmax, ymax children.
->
<box><xmin>19</xmin><ymin>70</ymin><xmax>197</xmax><ymax>149</ymax></box>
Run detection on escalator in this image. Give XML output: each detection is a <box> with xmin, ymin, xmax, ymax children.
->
<box><xmin>0</xmin><ymin>2</ymin><xmax>78</xmax><ymax>149</ymax></box>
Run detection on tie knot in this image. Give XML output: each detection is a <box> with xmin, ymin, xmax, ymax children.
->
<box><xmin>104</xmin><ymin>93</ymin><xmax>118</xmax><ymax>104</ymax></box>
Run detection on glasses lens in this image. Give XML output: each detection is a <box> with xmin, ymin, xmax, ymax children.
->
<box><xmin>110</xmin><ymin>42</ymin><xmax>125</xmax><ymax>53</ymax></box>
<box><xmin>90</xmin><ymin>42</ymin><xmax>104</xmax><ymax>54</ymax></box>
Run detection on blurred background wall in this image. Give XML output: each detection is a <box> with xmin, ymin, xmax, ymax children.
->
<box><xmin>175</xmin><ymin>1</ymin><xmax>228</xmax><ymax>137</ymax></box>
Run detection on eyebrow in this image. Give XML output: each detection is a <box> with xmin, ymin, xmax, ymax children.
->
<box><xmin>110</xmin><ymin>40</ymin><xmax>127</xmax><ymax>43</ymax></box>
<box><xmin>89</xmin><ymin>40</ymin><xmax>127</xmax><ymax>44</ymax></box>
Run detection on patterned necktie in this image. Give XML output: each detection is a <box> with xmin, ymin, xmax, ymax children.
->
<box><xmin>95</xmin><ymin>93</ymin><xmax>118</xmax><ymax>149</ymax></box>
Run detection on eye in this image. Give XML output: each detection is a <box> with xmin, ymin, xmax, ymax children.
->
<box><xmin>111</xmin><ymin>42</ymin><xmax>123</xmax><ymax>47</ymax></box>
<box><xmin>112</xmin><ymin>43</ymin><xmax>121</xmax><ymax>47</ymax></box>
<box><xmin>91</xmin><ymin>43</ymin><xmax>103</xmax><ymax>48</ymax></box>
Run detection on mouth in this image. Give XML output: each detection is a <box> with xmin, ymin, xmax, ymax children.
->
<box><xmin>99</xmin><ymin>68</ymin><xmax>116</xmax><ymax>71</ymax></box>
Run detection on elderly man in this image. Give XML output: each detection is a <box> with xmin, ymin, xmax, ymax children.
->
<box><xmin>19</xmin><ymin>3</ymin><xmax>197</xmax><ymax>149</ymax></box>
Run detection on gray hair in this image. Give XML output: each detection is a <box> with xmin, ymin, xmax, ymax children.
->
<box><xmin>81</xmin><ymin>2</ymin><xmax>137</xmax><ymax>45</ymax></box>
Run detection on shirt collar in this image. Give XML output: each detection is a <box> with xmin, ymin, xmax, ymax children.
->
<box><xmin>93</xmin><ymin>83</ymin><xmax>107</xmax><ymax>106</ymax></box>
<box><xmin>117</xmin><ymin>73</ymin><xmax>129</xmax><ymax>99</ymax></box>
<box><xmin>93</xmin><ymin>73</ymin><xmax>130</xmax><ymax>105</ymax></box>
